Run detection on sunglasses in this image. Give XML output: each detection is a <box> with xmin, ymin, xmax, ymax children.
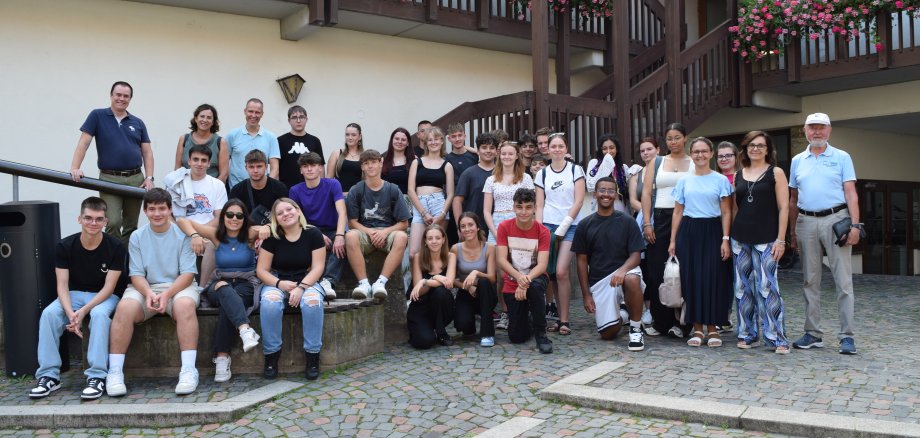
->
<box><xmin>224</xmin><ymin>211</ymin><xmax>246</xmax><ymax>220</ymax></box>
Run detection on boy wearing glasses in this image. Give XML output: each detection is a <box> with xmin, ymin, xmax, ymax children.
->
<box><xmin>30</xmin><ymin>197</ymin><xmax>126</xmax><ymax>400</ymax></box>
<box><xmin>573</xmin><ymin>177</ymin><xmax>647</xmax><ymax>351</ymax></box>
<box><xmin>278</xmin><ymin>106</ymin><xmax>324</xmax><ymax>189</ymax></box>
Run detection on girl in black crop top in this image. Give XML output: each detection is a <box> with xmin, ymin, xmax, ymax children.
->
<box><xmin>407</xmin><ymin>224</ymin><xmax>456</xmax><ymax>348</ymax></box>
<box><xmin>327</xmin><ymin>122</ymin><xmax>364</xmax><ymax>194</ymax></box>
<box><xmin>407</xmin><ymin>126</ymin><xmax>455</xmax><ymax>260</ymax></box>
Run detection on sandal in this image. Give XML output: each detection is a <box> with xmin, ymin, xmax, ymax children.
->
<box><xmin>707</xmin><ymin>332</ymin><xmax>723</xmax><ymax>348</ymax></box>
<box><xmin>774</xmin><ymin>345</ymin><xmax>790</xmax><ymax>355</ymax></box>
<box><xmin>548</xmin><ymin>321</ymin><xmax>572</xmax><ymax>335</ymax></box>
<box><xmin>687</xmin><ymin>331</ymin><xmax>704</xmax><ymax>347</ymax></box>
<box><xmin>547</xmin><ymin>320</ymin><xmax>560</xmax><ymax>332</ymax></box>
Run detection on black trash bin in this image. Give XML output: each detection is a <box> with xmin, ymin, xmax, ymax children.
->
<box><xmin>0</xmin><ymin>201</ymin><xmax>60</xmax><ymax>377</ymax></box>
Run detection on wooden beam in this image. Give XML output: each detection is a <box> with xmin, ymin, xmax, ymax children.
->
<box><xmin>603</xmin><ymin>17</ymin><xmax>614</xmax><ymax>74</ymax></box>
<box><xmin>532</xmin><ymin>0</ymin><xmax>550</xmax><ymax>129</ymax></box>
<box><xmin>556</xmin><ymin>10</ymin><xmax>571</xmax><ymax>96</ymax></box>
<box><xmin>666</xmin><ymin>0</ymin><xmax>683</xmax><ymax>124</ymax></box>
<box><xmin>878</xmin><ymin>11</ymin><xmax>892</xmax><ymax>69</ymax></box>
<box><xmin>426</xmin><ymin>0</ymin><xmax>438</xmax><ymax>23</ymax></box>
<box><xmin>477</xmin><ymin>0</ymin><xmax>489</xmax><ymax>30</ymax></box>
<box><xmin>786</xmin><ymin>40</ymin><xmax>801</xmax><ymax>83</ymax></box>
<box><xmin>613</xmin><ymin>0</ymin><xmax>631</xmax><ymax>147</ymax></box>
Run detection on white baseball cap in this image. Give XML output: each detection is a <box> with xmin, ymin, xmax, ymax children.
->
<box><xmin>805</xmin><ymin>112</ymin><xmax>831</xmax><ymax>126</ymax></box>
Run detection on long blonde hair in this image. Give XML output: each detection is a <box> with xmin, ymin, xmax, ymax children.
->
<box><xmin>424</xmin><ymin>126</ymin><xmax>447</xmax><ymax>158</ymax></box>
<box><xmin>268</xmin><ymin>198</ymin><xmax>311</xmax><ymax>239</ymax></box>
<box><xmin>418</xmin><ymin>224</ymin><xmax>449</xmax><ymax>275</ymax></box>
<box><xmin>492</xmin><ymin>141</ymin><xmax>525</xmax><ymax>185</ymax></box>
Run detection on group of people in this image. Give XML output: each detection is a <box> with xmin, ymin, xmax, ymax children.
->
<box><xmin>31</xmin><ymin>81</ymin><xmax>861</xmax><ymax>402</ymax></box>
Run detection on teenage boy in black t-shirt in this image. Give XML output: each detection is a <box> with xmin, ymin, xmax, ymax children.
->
<box><xmin>452</xmin><ymin>132</ymin><xmax>498</xmax><ymax>234</ymax></box>
<box><xmin>573</xmin><ymin>177</ymin><xmax>647</xmax><ymax>351</ymax></box>
<box><xmin>30</xmin><ymin>197</ymin><xmax>126</xmax><ymax>400</ymax></box>
<box><xmin>229</xmin><ymin>149</ymin><xmax>289</xmax><ymax>224</ymax></box>
<box><xmin>277</xmin><ymin>106</ymin><xmax>324</xmax><ymax>189</ymax></box>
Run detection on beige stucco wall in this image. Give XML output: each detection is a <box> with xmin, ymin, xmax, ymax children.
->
<box><xmin>0</xmin><ymin>0</ymin><xmax>542</xmax><ymax>234</ymax></box>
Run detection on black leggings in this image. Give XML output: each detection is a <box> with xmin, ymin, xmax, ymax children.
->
<box><xmin>454</xmin><ymin>278</ymin><xmax>497</xmax><ymax>337</ymax></box>
<box><xmin>406</xmin><ymin>286</ymin><xmax>455</xmax><ymax>349</ymax></box>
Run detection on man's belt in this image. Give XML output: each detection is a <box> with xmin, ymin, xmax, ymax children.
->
<box><xmin>799</xmin><ymin>204</ymin><xmax>846</xmax><ymax>217</ymax></box>
<box><xmin>100</xmin><ymin>168</ymin><xmax>141</xmax><ymax>177</ymax></box>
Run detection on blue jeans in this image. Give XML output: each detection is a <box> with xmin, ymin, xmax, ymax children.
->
<box><xmin>259</xmin><ymin>283</ymin><xmax>324</xmax><ymax>354</ymax></box>
<box><xmin>36</xmin><ymin>291</ymin><xmax>120</xmax><ymax>380</ymax></box>
<box><xmin>320</xmin><ymin>229</ymin><xmax>344</xmax><ymax>286</ymax></box>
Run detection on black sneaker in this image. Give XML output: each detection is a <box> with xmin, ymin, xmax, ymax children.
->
<box><xmin>437</xmin><ymin>333</ymin><xmax>454</xmax><ymax>346</ymax></box>
<box><xmin>29</xmin><ymin>376</ymin><xmax>61</xmax><ymax>399</ymax></box>
<box><xmin>628</xmin><ymin>326</ymin><xmax>645</xmax><ymax>352</ymax></box>
<box><xmin>81</xmin><ymin>377</ymin><xmax>105</xmax><ymax>400</ymax></box>
<box><xmin>535</xmin><ymin>335</ymin><xmax>553</xmax><ymax>354</ymax></box>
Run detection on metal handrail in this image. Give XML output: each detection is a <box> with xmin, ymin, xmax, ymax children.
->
<box><xmin>0</xmin><ymin>159</ymin><xmax>146</xmax><ymax>201</ymax></box>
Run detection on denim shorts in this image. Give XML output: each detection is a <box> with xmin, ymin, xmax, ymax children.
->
<box><xmin>544</xmin><ymin>222</ymin><xmax>577</xmax><ymax>242</ymax></box>
<box><xmin>412</xmin><ymin>192</ymin><xmax>447</xmax><ymax>224</ymax></box>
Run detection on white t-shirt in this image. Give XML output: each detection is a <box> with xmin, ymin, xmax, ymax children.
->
<box><xmin>176</xmin><ymin>176</ymin><xmax>228</xmax><ymax>224</ymax></box>
<box><xmin>534</xmin><ymin>161</ymin><xmax>586</xmax><ymax>226</ymax></box>
<box><xmin>482</xmin><ymin>173</ymin><xmax>534</xmax><ymax>212</ymax></box>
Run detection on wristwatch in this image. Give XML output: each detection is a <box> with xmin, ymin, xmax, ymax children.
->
<box><xmin>145</xmin><ymin>176</ymin><xmax>155</xmax><ymax>181</ymax></box>
<box><xmin>850</xmin><ymin>223</ymin><xmax>864</xmax><ymax>231</ymax></box>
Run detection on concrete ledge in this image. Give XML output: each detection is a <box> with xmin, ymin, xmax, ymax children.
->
<box><xmin>541</xmin><ymin>361</ymin><xmax>920</xmax><ymax>438</ymax></box>
<box><xmin>0</xmin><ymin>380</ymin><xmax>302</xmax><ymax>429</ymax></box>
<box><xmin>475</xmin><ymin>417</ymin><xmax>544</xmax><ymax>438</ymax></box>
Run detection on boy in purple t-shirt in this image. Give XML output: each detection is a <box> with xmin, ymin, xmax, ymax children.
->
<box><xmin>288</xmin><ymin>152</ymin><xmax>347</xmax><ymax>300</ymax></box>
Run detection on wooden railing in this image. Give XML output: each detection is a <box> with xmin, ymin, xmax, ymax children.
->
<box><xmin>678</xmin><ymin>21</ymin><xmax>734</xmax><ymax>131</ymax></box>
<box><xmin>749</xmin><ymin>11</ymin><xmax>920</xmax><ymax>90</ymax></box>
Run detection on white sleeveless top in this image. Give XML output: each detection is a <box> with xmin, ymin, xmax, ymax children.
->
<box><xmin>654</xmin><ymin>157</ymin><xmax>690</xmax><ymax>209</ymax></box>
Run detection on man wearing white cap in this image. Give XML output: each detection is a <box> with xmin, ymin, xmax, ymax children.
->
<box><xmin>788</xmin><ymin>112</ymin><xmax>862</xmax><ymax>355</ymax></box>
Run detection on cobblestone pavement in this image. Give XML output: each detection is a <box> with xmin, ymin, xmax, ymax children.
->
<box><xmin>1</xmin><ymin>267</ymin><xmax>908</xmax><ymax>436</ymax></box>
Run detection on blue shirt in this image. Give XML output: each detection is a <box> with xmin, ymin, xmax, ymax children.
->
<box><xmin>289</xmin><ymin>178</ymin><xmax>345</xmax><ymax>230</ymax></box>
<box><xmin>789</xmin><ymin>144</ymin><xmax>856</xmax><ymax>211</ymax></box>
<box><xmin>128</xmin><ymin>223</ymin><xmax>197</xmax><ymax>284</ymax></box>
<box><xmin>80</xmin><ymin>108</ymin><xmax>151</xmax><ymax>170</ymax></box>
<box><xmin>672</xmin><ymin>171</ymin><xmax>733</xmax><ymax>218</ymax></box>
<box><xmin>226</xmin><ymin>125</ymin><xmax>281</xmax><ymax>187</ymax></box>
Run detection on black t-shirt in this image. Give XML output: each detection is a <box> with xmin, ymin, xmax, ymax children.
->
<box><xmin>572</xmin><ymin>211</ymin><xmax>645</xmax><ymax>285</ymax></box>
<box><xmin>346</xmin><ymin>181</ymin><xmax>412</xmax><ymax>228</ymax></box>
<box><xmin>277</xmin><ymin>132</ymin><xmax>324</xmax><ymax>189</ymax></box>
<box><xmin>55</xmin><ymin>232</ymin><xmax>127</xmax><ymax>293</ymax></box>
<box><xmin>382</xmin><ymin>163</ymin><xmax>409</xmax><ymax>195</ymax></box>
<box><xmin>229</xmin><ymin>178</ymin><xmax>289</xmax><ymax>214</ymax></box>
<box><xmin>455</xmin><ymin>165</ymin><xmax>492</xmax><ymax>230</ymax></box>
<box><xmin>260</xmin><ymin>227</ymin><xmax>325</xmax><ymax>280</ymax></box>
<box><xmin>446</xmin><ymin>151</ymin><xmax>479</xmax><ymax>186</ymax></box>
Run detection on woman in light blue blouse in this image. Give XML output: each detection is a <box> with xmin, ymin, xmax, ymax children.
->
<box><xmin>668</xmin><ymin>137</ymin><xmax>734</xmax><ymax>348</ymax></box>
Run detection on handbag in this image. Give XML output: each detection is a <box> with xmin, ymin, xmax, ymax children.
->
<box><xmin>659</xmin><ymin>255</ymin><xmax>683</xmax><ymax>308</ymax></box>
<box><xmin>832</xmin><ymin>217</ymin><xmax>866</xmax><ymax>247</ymax></box>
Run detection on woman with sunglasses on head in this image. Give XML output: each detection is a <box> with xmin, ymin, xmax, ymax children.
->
<box><xmin>668</xmin><ymin>137</ymin><xmax>734</xmax><ymax>348</ymax></box>
<box><xmin>327</xmin><ymin>123</ymin><xmax>365</xmax><ymax>195</ymax></box>
<box><xmin>641</xmin><ymin>123</ymin><xmax>692</xmax><ymax>338</ymax></box>
<box><xmin>586</xmin><ymin>134</ymin><xmax>631</xmax><ymax>214</ymax></box>
<box><xmin>717</xmin><ymin>141</ymin><xmax>740</xmax><ymax>184</ymax></box>
<box><xmin>451</xmin><ymin>212</ymin><xmax>497</xmax><ymax>347</ymax></box>
<box><xmin>176</xmin><ymin>199</ymin><xmax>266</xmax><ymax>382</ymax></box>
<box><xmin>731</xmin><ymin>131</ymin><xmax>790</xmax><ymax>354</ymax></box>
<box><xmin>256</xmin><ymin>198</ymin><xmax>327</xmax><ymax>381</ymax></box>
<box><xmin>535</xmin><ymin>133</ymin><xmax>586</xmax><ymax>336</ymax></box>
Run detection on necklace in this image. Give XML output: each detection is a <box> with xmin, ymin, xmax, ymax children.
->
<box><xmin>746</xmin><ymin>167</ymin><xmax>769</xmax><ymax>203</ymax></box>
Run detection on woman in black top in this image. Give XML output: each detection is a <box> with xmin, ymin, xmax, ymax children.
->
<box><xmin>407</xmin><ymin>126</ymin><xmax>455</xmax><ymax>259</ymax></box>
<box><xmin>327</xmin><ymin>122</ymin><xmax>364</xmax><ymax>194</ymax></box>
<box><xmin>256</xmin><ymin>198</ymin><xmax>327</xmax><ymax>380</ymax></box>
<box><xmin>730</xmin><ymin>131</ymin><xmax>790</xmax><ymax>354</ymax></box>
<box><xmin>382</xmin><ymin>127</ymin><xmax>415</xmax><ymax>195</ymax></box>
<box><xmin>407</xmin><ymin>224</ymin><xmax>456</xmax><ymax>349</ymax></box>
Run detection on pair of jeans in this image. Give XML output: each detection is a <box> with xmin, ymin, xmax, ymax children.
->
<box><xmin>36</xmin><ymin>291</ymin><xmax>120</xmax><ymax>380</ymax></box>
<box><xmin>504</xmin><ymin>275</ymin><xmax>548</xmax><ymax>343</ymax></box>
<box><xmin>454</xmin><ymin>278</ymin><xmax>496</xmax><ymax>337</ymax></box>
<box><xmin>98</xmin><ymin>171</ymin><xmax>145</xmax><ymax>246</ymax></box>
<box><xmin>259</xmin><ymin>283</ymin><xmax>325</xmax><ymax>354</ymax></box>
<box><xmin>206</xmin><ymin>279</ymin><xmax>255</xmax><ymax>354</ymax></box>
<box><xmin>319</xmin><ymin>229</ymin><xmax>344</xmax><ymax>286</ymax></box>
<box><xmin>406</xmin><ymin>286</ymin><xmax>454</xmax><ymax>349</ymax></box>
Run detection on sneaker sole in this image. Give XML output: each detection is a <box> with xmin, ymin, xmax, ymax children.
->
<box><xmin>29</xmin><ymin>386</ymin><xmax>60</xmax><ymax>399</ymax></box>
<box><xmin>81</xmin><ymin>391</ymin><xmax>104</xmax><ymax>400</ymax></box>
<box><xmin>839</xmin><ymin>349</ymin><xmax>857</xmax><ymax>355</ymax></box>
<box><xmin>107</xmin><ymin>386</ymin><xmax>127</xmax><ymax>397</ymax></box>
<box><xmin>352</xmin><ymin>293</ymin><xmax>367</xmax><ymax>299</ymax></box>
<box><xmin>214</xmin><ymin>375</ymin><xmax>231</xmax><ymax>383</ymax></box>
<box><xmin>628</xmin><ymin>345</ymin><xmax>645</xmax><ymax>351</ymax></box>
<box><xmin>793</xmin><ymin>342</ymin><xmax>824</xmax><ymax>349</ymax></box>
<box><xmin>373</xmin><ymin>291</ymin><xmax>387</xmax><ymax>301</ymax></box>
<box><xmin>243</xmin><ymin>341</ymin><xmax>259</xmax><ymax>353</ymax></box>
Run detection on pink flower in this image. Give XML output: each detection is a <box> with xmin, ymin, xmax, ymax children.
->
<box><xmin>741</xmin><ymin>50</ymin><xmax>749</xmax><ymax>57</ymax></box>
<box><xmin>896</xmin><ymin>1</ymin><xmax>904</xmax><ymax>8</ymax></box>
<box><xmin>876</xmin><ymin>42</ymin><xmax>884</xmax><ymax>51</ymax></box>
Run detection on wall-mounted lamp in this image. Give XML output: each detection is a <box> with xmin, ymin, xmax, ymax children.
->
<box><xmin>276</xmin><ymin>74</ymin><xmax>305</xmax><ymax>104</ymax></box>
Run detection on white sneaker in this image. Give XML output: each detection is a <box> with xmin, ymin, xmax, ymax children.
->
<box><xmin>641</xmin><ymin>309</ymin><xmax>653</xmax><ymax>326</ymax></box>
<box><xmin>213</xmin><ymin>357</ymin><xmax>231</xmax><ymax>383</ymax></box>
<box><xmin>106</xmin><ymin>370</ymin><xmax>127</xmax><ymax>397</ymax></box>
<box><xmin>643</xmin><ymin>325</ymin><xmax>661</xmax><ymax>336</ymax></box>
<box><xmin>319</xmin><ymin>279</ymin><xmax>336</xmax><ymax>300</ymax></box>
<box><xmin>667</xmin><ymin>325</ymin><xmax>685</xmax><ymax>338</ymax></box>
<box><xmin>352</xmin><ymin>283</ymin><xmax>371</xmax><ymax>299</ymax></box>
<box><xmin>240</xmin><ymin>327</ymin><xmax>260</xmax><ymax>353</ymax></box>
<box><xmin>372</xmin><ymin>282</ymin><xmax>388</xmax><ymax>300</ymax></box>
<box><xmin>175</xmin><ymin>367</ymin><xmax>199</xmax><ymax>395</ymax></box>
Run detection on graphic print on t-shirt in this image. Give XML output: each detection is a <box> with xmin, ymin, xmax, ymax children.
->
<box><xmin>507</xmin><ymin>235</ymin><xmax>539</xmax><ymax>275</ymax></box>
<box><xmin>363</xmin><ymin>202</ymin><xmax>387</xmax><ymax>223</ymax></box>
<box><xmin>189</xmin><ymin>192</ymin><xmax>214</xmax><ymax>217</ymax></box>
<box><xmin>288</xmin><ymin>141</ymin><xmax>309</xmax><ymax>155</ymax></box>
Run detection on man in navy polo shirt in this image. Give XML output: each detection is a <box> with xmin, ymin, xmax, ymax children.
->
<box><xmin>70</xmin><ymin>81</ymin><xmax>155</xmax><ymax>246</ymax></box>
<box><xmin>788</xmin><ymin>112</ymin><xmax>862</xmax><ymax>355</ymax></box>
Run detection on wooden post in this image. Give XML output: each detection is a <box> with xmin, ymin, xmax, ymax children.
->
<box><xmin>426</xmin><ymin>0</ymin><xmax>438</xmax><ymax>23</ymax></box>
<box><xmin>477</xmin><ymin>0</ymin><xmax>489</xmax><ymax>30</ymax></box>
<box><xmin>556</xmin><ymin>10</ymin><xmax>571</xmax><ymax>96</ymax></box>
<box><xmin>613</xmin><ymin>0</ymin><xmax>631</xmax><ymax>147</ymax></box>
<box><xmin>603</xmin><ymin>17</ymin><xmax>614</xmax><ymax>74</ymax></box>
<box><xmin>666</xmin><ymin>0</ymin><xmax>683</xmax><ymax>124</ymax></box>
<box><xmin>326</xmin><ymin>0</ymin><xmax>338</xmax><ymax>26</ymax></box>
<box><xmin>532</xmin><ymin>0</ymin><xmax>550</xmax><ymax>129</ymax></box>
<box><xmin>878</xmin><ymin>12</ymin><xmax>892</xmax><ymax>69</ymax></box>
<box><xmin>787</xmin><ymin>40</ymin><xmax>801</xmax><ymax>83</ymax></box>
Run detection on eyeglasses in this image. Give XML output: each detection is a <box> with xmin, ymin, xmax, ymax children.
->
<box><xmin>747</xmin><ymin>143</ymin><xmax>768</xmax><ymax>150</ymax></box>
<box><xmin>717</xmin><ymin>154</ymin><xmax>735</xmax><ymax>160</ymax></box>
<box><xmin>289</xmin><ymin>115</ymin><xmax>307</xmax><ymax>121</ymax></box>
<box><xmin>691</xmin><ymin>150</ymin><xmax>710</xmax><ymax>156</ymax></box>
<box><xmin>224</xmin><ymin>212</ymin><xmax>246</xmax><ymax>220</ymax></box>
<box><xmin>81</xmin><ymin>216</ymin><xmax>107</xmax><ymax>224</ymax></box>
<box><xmin>596</xmin><ymin>188</ymin><xmax>618</xmax><ymax>195</ymax></box>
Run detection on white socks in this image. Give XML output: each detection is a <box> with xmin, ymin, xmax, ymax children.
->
<box><xmin>358</xmin><ymin>279</ymin><xmax>371</xmax><ymax>288</ymax></box>
<box><xmin>108</xmin><ymin>354</ymin><xmax>125</xmax><ymax>373</ymax></box>
<box><xmin>180</xmin><ymin>350</ymin><xmax>197</xmax><ymax>370</ymax></box>
<box><xmin>375</xmin><ymin>276</ymin><xmax>388</xmax><ymax>285</ymax></box>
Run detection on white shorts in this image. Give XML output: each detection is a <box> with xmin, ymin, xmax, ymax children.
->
<box><xmin>590</xmin><ymin>266</ymin><xmax>644</xmax><ymax>332</ymax></box>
